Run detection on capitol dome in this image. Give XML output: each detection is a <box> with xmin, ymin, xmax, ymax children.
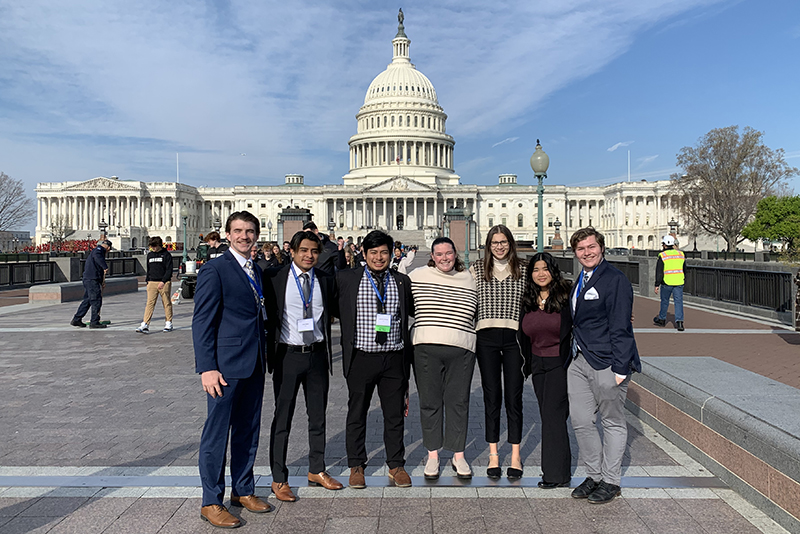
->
<box><xmin>344</xmin><ymin>10</ymin><xmax>459</xmax><ymax>188</ymax></box>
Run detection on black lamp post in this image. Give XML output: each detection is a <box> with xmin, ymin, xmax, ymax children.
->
<box><xmin>98</xmin><ymin>219</ymin><xmax>108</xmax><ymax>239</ymax></box>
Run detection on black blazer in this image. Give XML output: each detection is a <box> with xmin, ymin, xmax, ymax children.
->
<box><xmin>335</xmin><ymin>266</ymin><xmax>415</xmax><ymax>379</ymax></box>
<box><xmin>518</xmin><ymin>304</ymin><xmax>573</xmax><ymax>377</ymax></box>
<box><xmin>262</xmin><ymin>263</ymin><xmax>338</xmax><ymax>374</ymax></box>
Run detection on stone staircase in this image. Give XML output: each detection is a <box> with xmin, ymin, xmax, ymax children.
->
<box><xmin>384</xmin><ymin>229</ymin><xmax>430</xmax><ymax>250</ymax></box>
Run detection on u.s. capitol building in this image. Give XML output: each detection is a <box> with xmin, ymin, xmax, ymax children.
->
<box><xmin>35</xmin><ymin>13</ymin><xmax>684</xmax><ymax>251</ymax></box>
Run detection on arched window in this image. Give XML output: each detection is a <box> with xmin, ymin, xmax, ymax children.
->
<box><xmin>518</xmin><ymin>214</ymin><xmax>524</xmax><ymax>227</ymax></box>
<box><xmin>414</xmin><ymin>116</ymin><xmax>418</xmax><ymax>127</ymax></box>
<box><xmin>399</xmin><ymin>116</ymin><xmax>402</xmax><ymax>126</ymax></box>
<box><xmin>383</xmin><ymin>116</ymin><xmax>387</xmax><ymax>127</ymax></box>
<box><xmin>407</xmin><ymin>115</ymin><xmax>410</xmax><ymax>126</ymax></box>
<box><xmin>371</xmin><ymin>117</ymin><xmax>374</xmax><ymax>128</ymax></box>
<box><xmin>391</xmin><ymin>116</ymin><xmax>395</xmax><ymax>126</ymax></box>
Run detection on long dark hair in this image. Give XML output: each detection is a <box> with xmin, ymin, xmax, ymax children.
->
<box><xmin>482</xmin><ymin>224</ymin><xmax>522</xmax><ymax>281</ymax></box>
<box><xmin>521</xmin><ymin>252</ymin><xmax>571</xmax><ymax>314</ymax></box>
<box><xmin>427</xmin><ymin>236</ymin><xmax>465</xmax><ymax>272</ymax></box>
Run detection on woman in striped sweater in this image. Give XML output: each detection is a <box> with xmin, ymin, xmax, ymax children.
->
<box><xmin>409</xmin><ymin>237</ymin><xmax>478</xmax><ymax>479</ymax></box>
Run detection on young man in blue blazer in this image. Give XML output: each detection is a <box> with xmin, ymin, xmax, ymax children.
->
<box><xmin>567</xmin><ymin>227</ymin><xmax>641</xmax><ymax>504</ymax></box>
<box><xmin>193</xmin><ymin>211</ymin><xmax>271</xmax><ymax>528</ymax></box>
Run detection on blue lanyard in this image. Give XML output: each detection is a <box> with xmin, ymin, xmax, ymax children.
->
<box><xmin>365</xmin><ymin>269</ymin><xmax>387</xmax><ymax>307</ymax></box>
<box><xmin>244</xmin><ymin>267</ymin><xmax>263</xmax><ymax>301</ymax></box>
<box><xmin>291</xmin><ymin>265</ymin><xmax>315</xmax><ymax>314</ymax></box>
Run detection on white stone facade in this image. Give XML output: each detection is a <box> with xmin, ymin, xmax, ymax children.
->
<box><xmin>33</xmin><ymin>12</ymin><xmax>704</xmax><ymax>251</ymax></box>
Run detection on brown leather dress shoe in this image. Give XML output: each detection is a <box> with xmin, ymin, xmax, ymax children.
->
<box><xmin>308</xmin><ymin>471</ymin><xmax>344</xmax><ymax>490</ymax></box>
<box><xmin>230</xmin><ymin>494</ymin><xmax>272</xmax><ymax>513</ymax></box>
<box><xmin>388</xmin><ymin>466</ymin><xmax>412</xmax><ymax>487</ymax></box>
<box><xmin>349</xmin><ymin>466</ymin><xmax>366</xmax><ymax>489</ymax></box>
<box><xmin>271</xmin><ymin>481</ymin><xmax>297</xmax><ymax>502</ymax></box>
<box><xmin>200</xmin><ymin>504</ymin><xmax>241</xmax><ymax>529</ymax></box>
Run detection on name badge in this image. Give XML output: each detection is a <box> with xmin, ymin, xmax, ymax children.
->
<box><xmin>375</xmin><ymin>313</ymin><xmax>392</xmax><ymax>332</ymax></box>
<box><xmin>297</xmin><ymin>318</ymin><xmax>315</xmax><ymax>332</ymax></box>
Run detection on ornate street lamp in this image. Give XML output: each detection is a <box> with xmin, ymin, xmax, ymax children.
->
<box><xmin>267</xmin><ymin>220</ymin><xmax>273</xmax><ymax>242</ymax></box>
<box><xmin>180</xmin><ymin>205</ymin><xmax>190</xmax><ymax>265</ymax></box>
<box><xmin>668</xmin><ymin>217</ymin><xmax>679</xmax><ymax>235</ymax></box>
<box><xmin>553</xmin><ymin>217</ymin><xmax>563</xmax><ymax>251</ymax></box>
<box><xmin>530</xmin><ymin>140</ymin><xmax>550</xmax><ymax>253</ymax></box>
<box><xmin>98</xmin><ymin>219</ymin><xmax>108</xmax><ymax>239</ymax></box>
<box><xmin>213</xmin><ymin>217</ymin><xmax>222</xmax><ymax>233</ymax></box>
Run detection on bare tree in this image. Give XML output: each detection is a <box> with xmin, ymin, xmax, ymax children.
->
<box><xmin>670</xmin><ymin>126</ymin><xmax>799</xmax><ymax>252</ymax></box>
<box><xmin>0</xmin><ymin>172</ymin><xmax>36</xmax><ymax>231</ymax></box>
<box><xmin>46</xmin><ymin>215</ymin><xmax>73</xmax><ymax>252</ymax></box>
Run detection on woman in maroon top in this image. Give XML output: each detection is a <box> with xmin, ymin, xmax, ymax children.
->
<box><xmin>519</xmin><ymin>252</ymin><xmax>573</xmax><ymax>488</ymax></box>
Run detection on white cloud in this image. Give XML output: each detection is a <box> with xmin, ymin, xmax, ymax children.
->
<box><xmin>0</xmin><ymin>0</ymin><xmax>727</xmax><ymax>195</ymax></box>
<box><xmin>492</xmin><ymin>137</ymin><xmax>519</xmax><ymax>148</ymax></box>
<box><xmin>608</xmin><ymin>141</ymin><xmax>635</xmax><ymax>152</ymax></box>
<box><xmin>636</xmin><ymin>155</ymin><xmax>659</xmax><ymax>169</ymax></box>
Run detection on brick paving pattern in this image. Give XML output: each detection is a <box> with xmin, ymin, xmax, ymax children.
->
<box><xmin>0</xmin><ymin>275</ymin><xmax>794</xmax><ymax>533</ymax></box>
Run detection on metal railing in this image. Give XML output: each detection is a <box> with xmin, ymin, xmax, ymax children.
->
<box><xmin>0</xmin><ymin>253</ymin><xmax>50</xmax><ymax>262</ymax></box>
<box><xmin>684</xmin><ymin>266</ymin><xmax>794</xmax><ymax>312</ymax></box>
<box><xmin>79</xmin><ymin>258</ymin><xmax>138</xmax><ymax>278</ymax></box>
<box><xmin>0</xmin><ymin>262</ymin><xmax>55</xmax><ymax>286</ymax></box>
<box><xmin>607</xmin><ymin>259</ymin><xmax>640</xmax><ymax>286</ymax></box>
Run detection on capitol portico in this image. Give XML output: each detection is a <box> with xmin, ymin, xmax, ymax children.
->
<box><xmin>34</xmin><ymin>11</ymin><xmax>692</xmax><ymax>251</ymax></box>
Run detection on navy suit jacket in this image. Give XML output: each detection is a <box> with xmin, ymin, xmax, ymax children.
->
<box><xmin>193</xmin><ymin>249</ymin><xmax>266</xmax><ymax>379</ymax></box>
<box><xmin>570</xmin><ymin>259</ymin><xmax>641</xmax><ymax>375</ymax></box>
<box><xmin>262</xmin><ymin>263</ymin><xmax>337</xmax><ymax>374</ymax></box>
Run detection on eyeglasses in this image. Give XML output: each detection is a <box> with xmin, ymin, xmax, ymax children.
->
<box><xmin>490</xmin><ymin>240</ymin><xmax>509</xmax><ymax>248</ymax></box>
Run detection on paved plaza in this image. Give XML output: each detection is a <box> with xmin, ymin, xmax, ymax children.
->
<box><xmin>0</xmin><ymin>277</ymin><xmax>796</xmax><ymax>533</ymax></box>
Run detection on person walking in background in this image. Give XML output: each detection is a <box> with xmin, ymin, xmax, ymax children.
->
<box><xmin>519</xmin><ymin>252</ymin><xmax>572</xmax><ymax>488</ymax></box>
<box><xmin>135</xmin><ymin>236</ymin><xmax>174</xmax><ymax>334</ymax></box>
<box><xmin>653</xmin><ymin>235</ymin><xmax>686</xmax><ymax>331</ymax></box>
<box><xmin>336</xmin><ymin>230</ymin><xmax>415</xmax><ymax>489</ymax></box>
<box><xmin>568</xmin><ymin>227</ymin><xmax>640</xmax><ymax>504</ymax></box>
<box><xmin>409</xmin><ymin>237</ymin><xmax>478</xmax><ymax>480</ymax></box>
<box><xmin>205</xmin><ymin>232</ymin><xmax>228</xmax><ymax>260</ymax></box>
<box><xmin>470</xmin><ymin>225</ymin><xmax>526</xmax><ymax>480</ymax></box>
<box><xmin>193</xmin><ymin>211</ymin><xmax>271</xmax><ymax>528</ymax></box>
<box><xmin>70</xmin><ymin>239</ymin><xmax>112</xmax><ymax>329</ymax></box>
<box><xmin>262</xmin><ymin>230</ymin><xmax>341</xmax><ymax>502</ymax></box>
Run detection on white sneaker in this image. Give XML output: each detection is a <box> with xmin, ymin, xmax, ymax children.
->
<box><xmin>135</xmin><ymin>323</ymin><xmax>149</xmax><ymax>334</ymax></box>
<box><xmin>163</xmin><ymin>321</ymin><xmax>173</xmax><ymax>332</ymax></box>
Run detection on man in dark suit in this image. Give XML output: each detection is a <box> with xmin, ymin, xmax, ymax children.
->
<box><xmin>193</xmin><ymin>211</ymin><xmax>271</xmax><ymax>528</ymax></box>
<box><xmin>567</xmin><ymin>227</ymin><xmax>641</xmax><ymax>504</ymax></box>
<box><xmin>302</xmin><ymin>221</ymin><xmax>338</xmax><ymax>274</ymax></box>
<box><xmin>336</xmin><ymin>230</ymin><xmax>414</xmax><ymax>489</ymax></box>
<box><xmin>263</xmin><ymin>230</ymin><xmax>342</xmax><ymax>502</ymax></box>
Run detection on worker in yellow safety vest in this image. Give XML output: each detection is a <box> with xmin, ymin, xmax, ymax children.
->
<box><xmin>653</xmin><ymin>235</ymin><xmax>685</xmax><ymax>331</ymax></box>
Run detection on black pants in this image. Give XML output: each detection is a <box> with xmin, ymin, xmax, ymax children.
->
<box><xmin>476</xmin><ymin>328</ymin><xmax>524</xmax><ymax>444</ymax></box>
<box><xmin>530</xmin><ymin>354</ymin><xmax>571</xmax><ymax>484</ymax></box>
<box><xmin>73</xmin><ymin>279</ymin><xmax>103</xmax><ymax>324</ymax></box>
<box><xmin>345</xmin><ymin>349</ymin><xmax>407</xmax><ymax>469</ymax></box>
<box><xmin>269</xmin><ymin>346</ymin><xmax>329</xmax><ymax>483</ymax></box>
<box><xmin>414</xmin><ymin>344</ymin><xmax>475</xmax><ymax>452</ymax></box>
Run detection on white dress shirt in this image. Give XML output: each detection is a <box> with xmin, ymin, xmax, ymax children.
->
<box><xmin>280</xmin><ymin>262</ymin><xmax>324</xmax><ymax>345</ymax></box>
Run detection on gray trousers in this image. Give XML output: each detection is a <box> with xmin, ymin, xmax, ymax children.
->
<box><xmin>567</xmin><ymin>353</ymin><xmax>630</xmax><ymax>485</ymax></box>
<box><xmin>414</xmin><ymin>344</ymin><xmax>476</xmax><ymax>452</ymax></box>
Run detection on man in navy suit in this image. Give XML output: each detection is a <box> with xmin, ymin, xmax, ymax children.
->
<box><xmin>262</xmin><ymin>230</ymin><xmax>342</xmax><ymax>502</ymax></box>
<box><xmin>567</xmin><ymin>227</ymin><xmax>641</xmax><ymax>505</ymax></box>
<box><xmin>193</xmin><ymin>211</ymin><xmax>271</xmax><ymax>528</ymax></box>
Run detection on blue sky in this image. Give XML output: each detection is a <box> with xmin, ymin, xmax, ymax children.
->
<box><xmin>1</xmin><ymin>0</ymin><xmax>799</xmax><ymax>230</ymax></box>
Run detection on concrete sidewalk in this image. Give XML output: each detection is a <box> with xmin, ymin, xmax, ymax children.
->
<box><xmin>0</xmin><ymin>289</ymin><xmax>792</xmax><ymax>533</ymax></box>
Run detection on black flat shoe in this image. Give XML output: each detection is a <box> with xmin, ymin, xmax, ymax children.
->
<box><xmin>487</xmin><ymin>467</ymin><xmax>502</xmax><ymax>479</ymax></box>
<box><xmin>506</xmin><ymin>467</ymin><xmax>523</xmax><ymax>480</ymax></box>
<box><xmin>587</xmin><ymin>481</ymin><xmax>621</xmax><ymax>504</ymax></box>
<box><xmin>571</xmin><ymin>477</ymin><xmax>599</xmax><ymax>499</ymax></box>
<box><xmin>538</xmin><ymin>479</ymin><xmax>570</xmax><ymax>489</ymax></box>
